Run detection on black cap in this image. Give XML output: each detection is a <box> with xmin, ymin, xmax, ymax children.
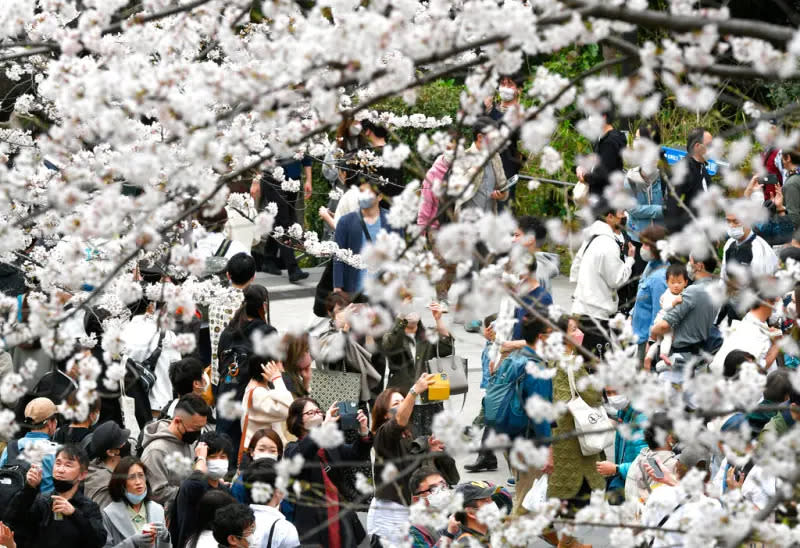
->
<box><xmin>89</xmin><ymin>421</ymin><xmax>130</xmax><ymax>459</ymax></box>
<box><xmin>455</xmin><ymin>481</ymin><xmax>497</xmax><ymax>504</ymax></box>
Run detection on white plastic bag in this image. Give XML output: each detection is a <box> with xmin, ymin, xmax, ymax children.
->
<box><xmin>522</xmin><ymin>475</ymin><xmax>548</xmax><ymax>511</ymax></box>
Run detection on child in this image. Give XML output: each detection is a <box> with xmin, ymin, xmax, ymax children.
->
<box><xmin>647</xmin><ymin>263</ymin><xmax>689</xmax><ymax>369</ymax></box>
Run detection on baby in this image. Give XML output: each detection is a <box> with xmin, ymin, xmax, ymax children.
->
<box><xmin>647</xmin><ymin>263</ymin><xmax>689</xmax><ymax>369</ymax></box>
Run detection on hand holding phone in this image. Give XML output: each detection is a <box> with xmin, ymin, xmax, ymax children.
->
<box><xmin>647</xmin><ymin>456</ymin><xmax>664</xmax><ymax>479</ymax></box>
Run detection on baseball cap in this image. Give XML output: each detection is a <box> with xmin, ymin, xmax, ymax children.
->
<box><xmin>24</xmin><ymin>397</ymin><xmax>57</xmax><ymax>427</ymax></box>
<box><xmin>455</xmin><ymin>481</ymin><xmax>497</xmax><ymax>505</ymax></box>
<box><xmin>677</xmin><ymin>443</ymin><xmax>708</xmax><ymax>469</ymax></box>
<box><xmin>89</xmin><ymin>421</ymin><xmax>130</xmax><ymax>459</ymax></box>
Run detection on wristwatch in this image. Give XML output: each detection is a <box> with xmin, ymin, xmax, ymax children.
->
<box><xmin>409</xmin><ymin>386</ymin><xmax>418</xmax><ymax>397</ymax></box>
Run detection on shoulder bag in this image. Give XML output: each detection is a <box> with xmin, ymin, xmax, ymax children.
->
<box><xmin>566</xmin><ymin>365</ymin><xmax>615</xmax><ymax>456</ymax></box>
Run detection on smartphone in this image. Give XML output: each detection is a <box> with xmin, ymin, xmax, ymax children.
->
<box><xmin>337</xmin><ymin>401</ymin><xmax>359</xmax><ymax>431</ymax></box>
<box><xmin>647</xmin><ymin>456</ymin><xmax>664</xmax><ymax>479</ymax></box>
<box><xmin>761</xmin><ymin>174</ymin><xmax>779</xmax><ymax>185</ymax></box>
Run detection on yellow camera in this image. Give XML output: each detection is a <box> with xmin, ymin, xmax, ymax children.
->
<box><xmin>427</xmin><ymin>373</ymin><xmax>450</xmax><ymax>401</ymax></box>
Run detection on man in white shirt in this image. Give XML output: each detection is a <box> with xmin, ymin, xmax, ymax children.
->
<box><xmin>710</xmin><ymin>290</ymin><xmax>782</xmax><ymax>374</ymax></box>
<box><xmin>570</xmin><ymin>199</ymin><xmax>635</xmax><ymax>356</ymax></box>
<box><xmin>242</xmin><ymin>459</ymin><xmax>300</xmax><ymax>548</ymax></box>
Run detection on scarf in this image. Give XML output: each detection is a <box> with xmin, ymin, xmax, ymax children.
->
<box><xmin>317</xmin><ymin>448</ymin><xmax>341</xmax><ymax>548</ymax></box>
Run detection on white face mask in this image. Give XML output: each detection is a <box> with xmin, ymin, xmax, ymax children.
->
<box><xmin>727</xmin><ymin>226</ymin><xmax>745</xmax><ymax>240</ymax></box>
<box><xmin>640</xmin><ymin>247</ymin><xmax>655</xmax><ymax>263</ymax></box>
<box><xmin>607</xmin><ymin>395</ymin><xmax>629</xmax><ymax>410</ymax></box>
<box><xmin>349</xmin><ymin>123</ymin><xmax>362</xmax><ymax>136</ymax></box>
<box><xmin>498</xmin><ymin>86</ymin><xmax>516</xmax><ymax>102</ymax></box>
<box><xmin>686</xmin><ymin>262</ymin><xmax>696</xmax><ymax>280</ymax></box>
<box><xmin>206</xmin><ymin>458</ymin><xmax>229</xmax><ymax>480</ymax></box>
<box><xmin>751</xmin><ymin>191</ymin><xmax>765</xmax><ymax>204</ymax></box>
<box><xmin>253</xmin><ymin>451</ymin><xmax>279</xmax><ymax>461</ymax></box>
<box><xmin>306</xmin><ymin>415</ymin><xmax>324</xmax><ymax>429</ymax></box>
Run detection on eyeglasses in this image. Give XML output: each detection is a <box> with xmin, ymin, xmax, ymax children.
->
<box><xmin>127</xmin><ymin>472</ymin><xmax>146</xmax><ymax>482</ymax></box>
<box><xmin>414</xmin><ymin>482</ymin><xmax>448</xmax><ymax>497</ymax></box>
<box><xmin>303</xmin><ymin>409</ymin><xmax>323</xmax><ymax>417</ymax></box>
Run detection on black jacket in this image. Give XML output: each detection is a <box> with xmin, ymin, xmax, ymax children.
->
<box><xmin>594</xmin><ymin>129</ymin><xmax>627</xmax><ymax>175</ymax></box>
<box><xmin>284</xmin><ymin>434</ymin><xmax>373</xmax><ymax>547</ymax></box>
<box><xmin>6</xmin><ymin>485</ymin><xmax>106</xmax><ymax>548</ymax></box>
<box><xmin>664</xmin><ymin>156</ymin><xmax>712</xmax><ymax>234</ymax></box>
<box><xmin>381</xmin><ymin>320</ymin><xmax>454</xmax><ymax>394</ymax></box>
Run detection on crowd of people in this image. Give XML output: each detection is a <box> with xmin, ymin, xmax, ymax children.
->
<box><xmin>0</xmin><ymin>73</ymin><xmax>799</xmax><ymax>548</ymax></box>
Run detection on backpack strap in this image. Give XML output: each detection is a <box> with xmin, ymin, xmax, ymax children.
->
<box><xmin>6</xmin><ymin>438</ymin><xmax>20</xmax><ymax>463</ymax></box>
<box><xmin>214</xmin><ymin>238</ymin><xmax>232</xmax><ymax>258</ymax></box>
<box><xmin>266</xmin><ymin>518</ymin><xmax>280</xmax><ymax>548</ymax></box>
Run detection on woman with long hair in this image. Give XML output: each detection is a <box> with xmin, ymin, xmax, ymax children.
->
<box><xmin>216</xmin><ymin>284</ymin><xmax>276</xmax><ymax>464</ymax></box>
<box><xmin>283</xmin><ymin>397</ymin><xmax>372</xmax><ymax>547</ymax></box>
<box><xmin>239</xmin><ymin>355</ymin><xmax>293</xmax><ymax>461</ymax></box>
<box><xmin>280</xmin><ymin>333</ymin><xmax>312</xmax><ymax>399</ymax></box>
<box><xmin>366</xmin><ymin>377</ymin><xmax>460</xmax><ymax>546</ymax></box>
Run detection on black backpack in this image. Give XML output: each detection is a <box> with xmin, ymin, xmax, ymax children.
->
<box><xmin>216</xmin><ymin>343</ymin><xmax>253</xmax><ymax>402</ymax></box>
<box><xmin>0</xmin><ymin>439</ymin><xmax>31</xmax><ymax>519</ymax></box>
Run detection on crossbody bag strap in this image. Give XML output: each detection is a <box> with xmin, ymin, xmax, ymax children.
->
<box><xmin>237</xmin><ymin>388</ymin><xmax>256</xmax><ymax>465</ymax></box>
<box><xmin>566</xmin><ymin>365</ymin><xmax>579</xmax><ymax>400</ymax></box>
<box><xmin>359</xmin><ymin>214</ymin><xmax>374</xmax><ymax>242</ymax></box>
<box><xmin>214</xmin><ymin>238</ymin><xmax>232</xmax><ymax>257</ymax></box>
<box><xmin>647</xmin><ymin>501</ymin><xmax>686</xmax><ymax>547</ymax></box>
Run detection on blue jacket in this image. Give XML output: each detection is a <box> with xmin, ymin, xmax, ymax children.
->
<box><xmin>624</xmin><ymin>170</ymin><xmax>664</xmax><ymax>243</ymax></box>
<box><xmin>333</xmin><ymin>209</ymin><xmax>394</xmax><ymax>293</ymax></box>
<box><xmin>609</xmin><ymin>405</ymin><xmax>648</xmax><ymax>491</ymax></box>
<box><xmin>501</xmin><ymin>347</ymin><xmax>553</xmax><ymax>441</ymax></box>
<box><xmin>631</xmin><ymin>261</ymin><xmax>668</xmax><ymax>344</ymax></box>
<box><xmin>0</xmin><ymin>432</ymin><xmax>56</xmax><ymax>494</ymax></box>
<box><xmin>480</xmin><ymin>341</ymin><xmax>491</xmax><ymax>389</ymax></box>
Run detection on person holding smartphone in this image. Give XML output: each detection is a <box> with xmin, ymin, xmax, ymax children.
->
<box><xmin>6</xmin><ymin>444</ymin><xmax>106</xmax><ymax>548</ymax></box>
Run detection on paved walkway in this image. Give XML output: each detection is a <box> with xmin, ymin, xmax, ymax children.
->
<box><xmin>268</xmin><ymin>277</ymin><xmax>610</xmax><ymax>545</ymax></box>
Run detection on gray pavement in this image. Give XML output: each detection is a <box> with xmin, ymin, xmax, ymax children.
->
<box><xmin>267</xmin><ymin>277</ymin><xmax>610</xmax><ymax>546</ymax></box>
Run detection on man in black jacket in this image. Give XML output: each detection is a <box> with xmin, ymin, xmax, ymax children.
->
<box><xmin>664</xmin><ymin>127</ymin><xmax>713</xmax><ymax>234</ymax></box>
<box><xmin>6</xmin><ymin>444</ymin><xmax>106</xmax><ymax>548</ymax></box>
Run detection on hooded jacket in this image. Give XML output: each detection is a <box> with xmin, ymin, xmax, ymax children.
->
<box><xmin>140</xmin><ymin>420</ymin><xmax>194</xmax><ymax>505</ymax></box>
<box><xmin>83</xmin><ymin>460</ymin><xmax>114</xmax><ymax>510</ymax></box>
<box><xmin>624</xmin><ymin>167</ymin><xmax>664</xmax><ymax>243</ymax></box>
<box><xmin>570</xmin><ymin>220</ymin><xmax>634</xmax><ymax>319</ymax></box>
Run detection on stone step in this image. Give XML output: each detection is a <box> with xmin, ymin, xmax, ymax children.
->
<box><xmin>254</xmin><ymin>266</ymin><xmax>326</xmax><ymax>300</ymax></box>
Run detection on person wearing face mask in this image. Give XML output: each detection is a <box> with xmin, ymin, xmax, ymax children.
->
<box><xmin>0</xmin><ymin>397</ymin><xmax>59</xmax><ymax>494</ymax></box>
<box><xmin>486</xmin><ymin>74</ymin><xmax>524</xmax><ymax>209</ymax></box>
<box><xmin>168</xmin><ymin>431</ymin><xmax>234</xmax><ymax>548</ymax></box>
<box><xmin>710</xmin><ymin>285</ymin><xmax>784</xmax><ymax>375</ymax></box>
<box><xmin>162</xmin><ymin>357</ymin><xmax>211</xmax><ymax>419</ymax></box>
<box><xmin>284</xmin><ymin>397</ymin><xmax>372</xmax><ymax>548</ymax></box>
<box><xmin>333</xmin><ymin>180</ymin><xmax>397</xmax><ymax>297</ymax></box>
<box><xmin>663</xmin><ymin>127</ymin><xmax>714</xmax><ymax>234</ymax></box>
<box><xmin>241</xmin><ymin>460</ymin><xmax>299</xmax><ymax>548</ymax></box>
<box><xmin>630</xmin><ymin>225</ymin><xmax>669</xmax><ymax>365</ymax></box>
<box><xmin>6</xmin><ymin>444</ymin><xmax>106</xmax><ymax>548</ymax></box>
<box><xmin>570</xmin><ymin>199</ymin><xmax>636</xmax><ymax>357</ymax></box>
<box><xmin>140</xmin><ymin>394</ymin><xmax>210</xmax><ymax>505</ymax></box>
<box><xmin>368</xmin><ymin>380</ymin><xmax>459</xmax><ymax>546</ymax></box>
<box><xmin>54</xmin><ymin>396</ymin><xmax>102</xmax><ymax>445</ymax></box>
<box><xmin>246</xmin><ymin>428</ymin><xmax>283</xmax><ymax>464</ymax></box>
<box><xmin>359</xmin><ymin>120</ymin><xmax>406</xmax><ymax>202</ymax></box>
<box><xmin>719</xmin><ymin>211</ymin><xmax>779</xmax><ymax>324</ymax></box>
<box><xmin>407</xmin><ymin>467</ymin><xmax>460</xmax><ymax>547</ymax></box>
<box><xmin>455</xmin><ymin>117</ymin><xmax>509</xmax><ymax>216</ymax></box>
<box><xmin>101</xmin><ymin>457</ymin><xmax>170</xmax><ymax>547</ymax></box>
<box><xmin>595</xmin><ymin>387</ymin><xmax>648</xmax><ymax>504</ymax></box>
<box><xmin>83</xmin><ymin>420</ymin><xmax>132</xmax><ymax>510</ymax></box>
<box><xmin>745</xmin><ymin>177</ymin><xmax>793</xmax><ymax>246</ymax></box>
<box><xmin>451</xmin><ymin>482</ymin><xmax>498</xmax><ymax>545</ymax></box>
<box><xmin>544</xmin><ymin>318</ymin><xmax>603</xmax><ymax>548</ymax></box>
<box><xmin>623</xmin><ymin>412</ymin><xmax>679</xmax><ymax>511</ymax></box>
<box><xmin>211</xmin><ymin>503</ymin><xmax>256</xmax><ymax>548</ymax></box>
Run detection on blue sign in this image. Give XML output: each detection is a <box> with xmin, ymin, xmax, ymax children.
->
<box><xmin>661</xmin><ymin>146</ymin><xmax>726</xmax><ymax>176</ymax></box>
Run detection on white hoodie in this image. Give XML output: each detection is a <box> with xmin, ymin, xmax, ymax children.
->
<box><xmin>570</xmin><ymin>220</ymin><xmax>634</xmax><ymax>319</ymax></box>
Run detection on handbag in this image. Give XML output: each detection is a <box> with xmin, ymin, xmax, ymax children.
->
<box><xmin>566</xmin><ymin>365</ymin><xmax>615</xmax><ymax>456</ymax></box>
<box><xmin>309</xmin><ymin>363</ymin><xmax>361</xmax><ymax>412</ymax></box>
<box><xmin>426</xmin><ymin>341</ymin><xmax>468</xmax><ymax>395</ymax></box>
